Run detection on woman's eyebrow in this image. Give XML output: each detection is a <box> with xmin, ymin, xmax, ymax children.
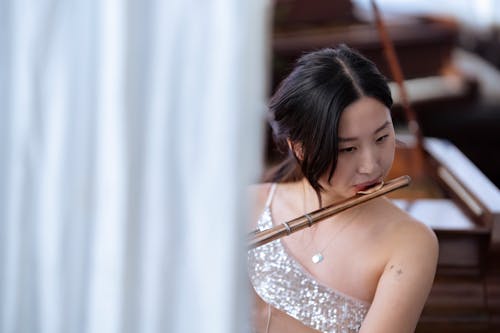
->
<box><xmin>338</xmin><ymin>121</ymin><xmax>391</xmax><ymax>142</ymax></box>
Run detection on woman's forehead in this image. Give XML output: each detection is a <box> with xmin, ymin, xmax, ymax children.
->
<box><xmin>338</xmin><ymin>97</ymin><xmax>392</xmax><ymax>137</ymax></box>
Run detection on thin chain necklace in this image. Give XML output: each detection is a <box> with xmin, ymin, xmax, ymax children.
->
<box><xmin>302</xmin><ymin>180</ymin><xmax>363</xmax><ymax>264</ymax></box>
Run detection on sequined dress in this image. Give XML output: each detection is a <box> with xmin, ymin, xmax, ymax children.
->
<box><xmin>248</xmin><ymin>184</ymin><xmax>370</xmax><ymax>333</ymax></box>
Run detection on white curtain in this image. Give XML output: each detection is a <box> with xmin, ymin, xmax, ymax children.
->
<box><xmin>0</xmin><ymin>0</ymin><xmax>270</xmax><ymax>332</ymax></box>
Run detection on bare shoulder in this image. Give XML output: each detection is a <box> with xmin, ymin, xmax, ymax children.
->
<box><xmin>384</xmin><ymin>199</ymin><xmax>439</xmax><ymax>259</ymax></box>
<box><xmin>247</xmin><ymin>182</ymin><xmax>274</xmax><ymax>211</ymax></box>
<box><xmin>248</xmin><ymin>182</ymin><xmax>272</xmax><ymax>201</ymax></box>
<box><xmin>359</xmin><ymin>198</ymin><xmax>439</xmax><ymax>333</ymax></box>
<box><xmin>247</xmin><ymin>182</ymin><xmax>274</xmax><ymax>230</ymax></box>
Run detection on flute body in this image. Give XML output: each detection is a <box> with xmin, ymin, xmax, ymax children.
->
<box><xmin>248</xmin><ymin>175</ymin><xmax>411</xmax><ymax>249</ymax></box>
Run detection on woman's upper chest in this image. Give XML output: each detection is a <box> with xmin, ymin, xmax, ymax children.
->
<box><xmin>281</xmin><ymin>223</ymin><xmax>389</xmax><ymax>303</ymax></box>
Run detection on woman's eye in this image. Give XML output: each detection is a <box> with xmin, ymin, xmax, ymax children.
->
<box><xmin>339</xmin><ymin>147</ymin><xmax>356</xmax><ymax>153</ymax></box>
<box><xmin>376</xmin><ymin>134</ymin><xmax>389</xmax><ymax>143</ymax></box>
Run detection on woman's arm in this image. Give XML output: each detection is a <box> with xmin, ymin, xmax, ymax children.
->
<box><xmin>359</xmin><ymin>220</ymin><xmax>439</xmax><ymax>333</ymax></box>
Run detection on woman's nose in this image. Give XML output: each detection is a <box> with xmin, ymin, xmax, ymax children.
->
<box><xmin>357</xmin><ymin>148</ymin><xmax>379</xmax><ymax>175</ymax></box>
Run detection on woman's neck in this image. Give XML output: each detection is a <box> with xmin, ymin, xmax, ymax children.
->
<box><xmin>300</xmin><ymin>178</ymin><xmax>344</xmax><ymax>210</ymax></box>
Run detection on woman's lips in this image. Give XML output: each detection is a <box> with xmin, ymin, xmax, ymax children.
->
<box><xmin>355</xmin><ymin>180</ymin><xmax>384</xmax><ymax>194</ymax></box>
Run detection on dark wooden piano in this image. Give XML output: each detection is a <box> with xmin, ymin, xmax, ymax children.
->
<box><xmin>266</xmin><ymin>1</ymin><xmax>500</xmax><ymax>332</ymax></box>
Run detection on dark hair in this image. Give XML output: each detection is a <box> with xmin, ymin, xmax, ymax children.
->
<box><xmin>266</xmin><ymin>45</ymin><xmax>393</xmax><ymax>204</ymax></box>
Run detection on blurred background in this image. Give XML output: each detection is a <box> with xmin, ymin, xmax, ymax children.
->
<box><xmin>1</xmin><ymin>0</ymin><xmax>500</xmax><ymax>333</ymax></box>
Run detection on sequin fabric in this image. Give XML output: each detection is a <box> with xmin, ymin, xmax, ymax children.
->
<box><xmin>248</xmin><ymin>203</ymin><xmax>370</xmax><ymax>333</ymax></box>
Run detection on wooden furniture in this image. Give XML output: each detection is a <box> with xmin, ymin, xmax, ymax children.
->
<box><xmin>271</xmin><ymin>0</ymin><xmax>458</xmax><ymax>89</ymax></box>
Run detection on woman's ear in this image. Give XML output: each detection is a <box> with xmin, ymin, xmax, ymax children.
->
<box><xmin>287</xmin><ymin>138</ymin><xmax>304</xmax><ymax>161</ymax></box>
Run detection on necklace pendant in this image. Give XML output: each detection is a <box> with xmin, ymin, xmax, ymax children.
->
<box><xmin>311</xmin><ymin>253</ymin><xmax>324</xmax><ymax>264</ymax></box>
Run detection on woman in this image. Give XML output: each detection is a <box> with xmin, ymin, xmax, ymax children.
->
<box><xmin>248</xmin><ymin>45</ymin><xmax>438</xmax><ymax>333</ymax></box>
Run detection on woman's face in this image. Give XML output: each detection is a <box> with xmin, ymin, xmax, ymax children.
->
<box><xmin>320</xmin><ymin>96</ymin><xmax>395</xmax><ymax>201</ymax></box>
